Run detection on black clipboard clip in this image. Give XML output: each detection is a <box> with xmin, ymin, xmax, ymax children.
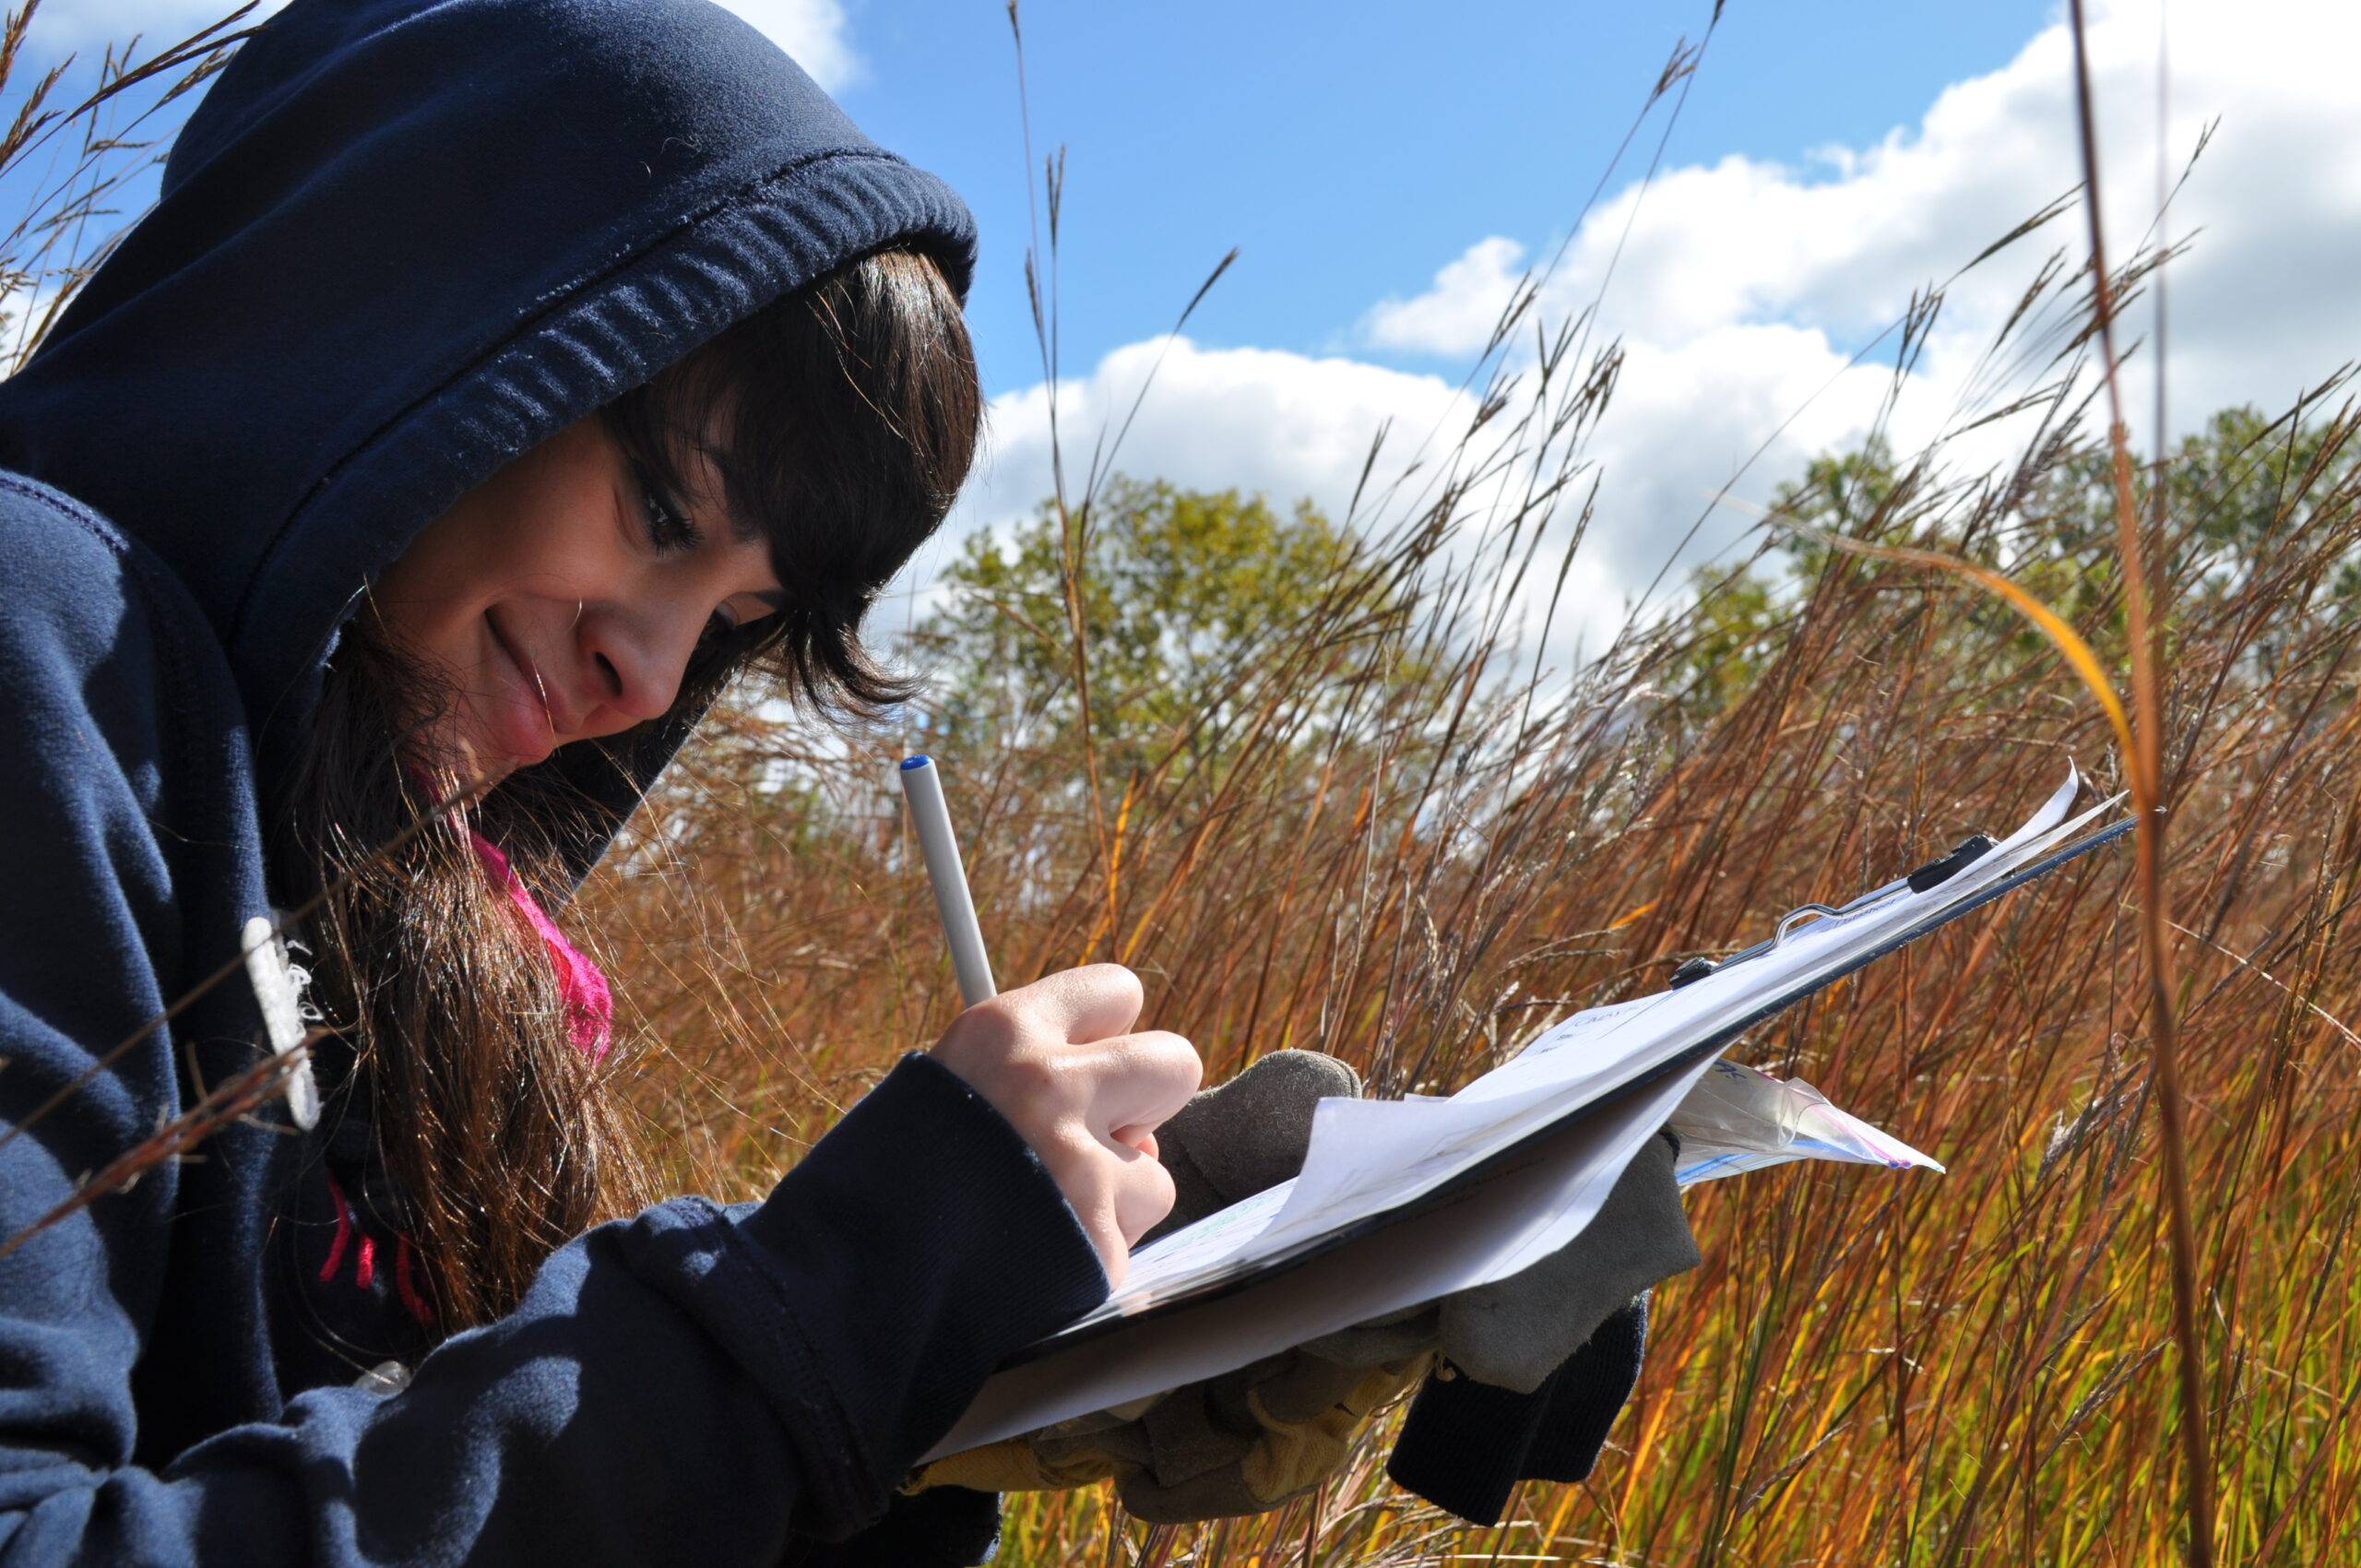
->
<box><xmin>1668</xmin><ymin>832</ymin><xmax>2000</xmax><ymax>990</ymax></box>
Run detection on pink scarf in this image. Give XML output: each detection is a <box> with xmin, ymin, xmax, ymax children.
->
<box><xmin>469</xmin><ymin>832</ymin><xmax>613</xmax><ymax>1062</ymax></box>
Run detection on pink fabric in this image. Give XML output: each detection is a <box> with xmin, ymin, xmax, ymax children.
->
<box><xmin>469</xmin><ymin>831</ymin><xmax>613</xmax><ymax>1062</ymax></box>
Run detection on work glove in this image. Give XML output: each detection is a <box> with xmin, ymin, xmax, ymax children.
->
<box><xmin>914</xmin><ymin>1050</ymin><xmax>1698</xmax><ymax>1525</ymax></box>
<box><xmin>1381</xmin><ymin>1138</ymin><xmax>1688</xmax><ymax>1526</ymax></box>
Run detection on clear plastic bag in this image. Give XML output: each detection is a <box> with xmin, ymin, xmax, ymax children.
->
<box><xmin>1667</xmin><ymin>1058</ymin><xmax>1944</xmax><ymax>1187</ymax></box>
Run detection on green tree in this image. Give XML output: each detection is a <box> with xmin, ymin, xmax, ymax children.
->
<box><xmin>914</xmin><ymin>476</ymin><xmax>1398</xmax><ymax>776</ymax></box>
<box><xmin>1667</xmin><ymin>404</ymin><xmax>2361</xmax><ymax>718</ymax></box>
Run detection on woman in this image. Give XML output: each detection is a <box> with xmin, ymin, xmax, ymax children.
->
<box><xmin>0</xmin><ymin>0</ymin><xmax>1197</xmax><ymax>1562</ymax></box>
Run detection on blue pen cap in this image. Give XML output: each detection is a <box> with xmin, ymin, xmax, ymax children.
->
<box><xmin>901</xmin><ymin>754</ymin><xmax>932</xmax><ymax>770</ymax></box>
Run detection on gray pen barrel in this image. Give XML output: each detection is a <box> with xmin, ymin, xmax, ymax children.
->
<box><xmin>898</xmin><ymin>755</ymin><xmax>999</xmax><ymax>1006</ymax></box>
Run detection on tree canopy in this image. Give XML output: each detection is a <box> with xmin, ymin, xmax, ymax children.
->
<box><xmin>1668</xmin><ymin>403</ymin><xmax>2361</xmax><ymax>717</ymax></box>
<box><xmin>913</xmin><ymin>476</ymin><xmax>1409</xmax><ymax>778</ymax></box>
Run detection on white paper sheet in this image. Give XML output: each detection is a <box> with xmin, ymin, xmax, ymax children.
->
<box><xmin>1669</xmin><ymin>1057</ymin><xmax>1944</xmax><ymax>1185</ymax></box>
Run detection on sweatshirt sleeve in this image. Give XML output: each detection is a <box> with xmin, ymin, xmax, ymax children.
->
<box><xmin>0</xmin><ymin>493</ymin><xmax>1109</xmax><ymax>1565</ymax></box>
<box><xmin>167</xmin><ymin>1056</ymin><xmax>1107</xmax><ymax>1564</ymax></box>
<box><xmin>4</xmin><ymin>1055</ymin><xmax>1105</xmax><ymax>1566</ymax></box>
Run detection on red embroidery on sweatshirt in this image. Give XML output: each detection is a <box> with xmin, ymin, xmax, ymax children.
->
<box><xmin>394</xmin><ymin>1235</ymin><xmax>435</xmax><ymax>1325</ymax></box>
<box><xmin>320</xmin><ymin>1170</ymin><xmax>354</xmax><ymax>1284</ymax></box>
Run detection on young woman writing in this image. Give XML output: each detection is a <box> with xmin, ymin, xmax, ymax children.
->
<box><xmin>0</xmin><ymin>0</ymin><xmax>1702</xmax><ymax>1558</ymax></box>
<box><xmin>0</xmin><ymin>0</ymin><xmax>1194</xmax><ymax>1561</ymax></box>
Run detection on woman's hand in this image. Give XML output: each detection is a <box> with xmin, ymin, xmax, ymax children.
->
<box><xmin>930</xmin><ymin>964</ymin><xmax>1201</xmax><ymax>1285</ymax></box>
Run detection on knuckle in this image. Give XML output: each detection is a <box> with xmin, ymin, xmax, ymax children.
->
<box><xmin>1051</xmin><ymin>1137</ymin><xmax>1117</xmax><ymax>1204</ymax></box>
<box><xmin>974</xmin><ymin>997</ymin><xmax>1031</xmax><ymax>1044</ymax></box>
<box><xmin>1083</xmin><ymin>962</ymin><xmax>1143</xmax><ymax>1004</ymax></box>
<box><xmin>1130</xmin><ymin>1030</ymin><xmax>1203</xmax><ymax>1082</ymax></box>
<box><xmin>940</xmin><ymin>1003</ymin><xmax>1018</xmax><ymax>1062</ymax></box>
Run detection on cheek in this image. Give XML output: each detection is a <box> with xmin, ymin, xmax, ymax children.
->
<box><xmin>375</xmin><ymin>464</ymin><xmax>627</xmax><ymax>653</ymax></box>
<box><xmin>483</xmin><ymin>451</ymin><xmax>641</xmax><ymax>602</ymax></box>
<box><xmin>373</xmin><ymin>505</ymin><xmax>500</xmax><ymax>659</ymax></box>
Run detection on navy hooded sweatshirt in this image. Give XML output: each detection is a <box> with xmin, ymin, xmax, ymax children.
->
<box><xmin>0</xmin><ymin>0</ymin><xmax>1108</xmax><ymax>1562</ymax></box>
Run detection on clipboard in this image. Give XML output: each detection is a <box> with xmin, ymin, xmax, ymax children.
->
<box><xmin>928</xmin><ymin>767</ymin><xmax>2130</xmax><ymax>1458</ymax></box>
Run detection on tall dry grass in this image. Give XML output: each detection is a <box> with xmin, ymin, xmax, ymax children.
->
<box><xmin>587</xmin><ymin>340</ymin><xmax>2361</xmax><ymax>1564</ymax></box>
<box><xmin>575</xmin><ymin>85</ymin><xmax>2361</xmax><ymax>1568</ymax></box>
<box><xmin>13</xmin><ymin>0</ymin><xmax>2357</xmax><ymax>1559</ymax></box>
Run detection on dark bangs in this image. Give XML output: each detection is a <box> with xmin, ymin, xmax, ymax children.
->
<box><xmin>602</xmin><ymin>246</ymin><xmax>981</xmax><ymax>715</ymax></box>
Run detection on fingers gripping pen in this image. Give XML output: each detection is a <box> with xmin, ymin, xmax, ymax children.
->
<box><xmin>897</xmin><ymin>755</ymin><xmax>998</xmax><ymax>1007</ymax></box>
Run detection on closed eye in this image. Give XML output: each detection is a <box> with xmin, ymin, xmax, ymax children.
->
<box><xmin>695</xmin><ymin>589</ymin><xmax>785</xmax><ymax>659</ymax></box>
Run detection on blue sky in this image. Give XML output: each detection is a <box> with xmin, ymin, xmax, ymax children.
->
<box><xmin>19</xmin><ymin>0</ymin><xmax>2361</xmax><ymax>645</ymax></box>
<box><xmin>17</xmin><ymin>0</ymin><xmax>2053</xmax><ymax>394</ymax></box>
<box><xmin>834</xmin><ymin>0</ymin><xmax>2057</xmax><ymax>396</ymax></box>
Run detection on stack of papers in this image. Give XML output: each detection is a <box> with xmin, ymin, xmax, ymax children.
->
<box><xmin>931</xmin><ymin>766</ymin><xmax>2126</xmax><ymax>1458</ymax></box>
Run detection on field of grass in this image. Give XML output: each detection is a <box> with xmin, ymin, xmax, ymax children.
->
<box><xmin>22</xmin><ymin>5</ymin><xmax>2361</xmax><ymax>1562</ymax></box>
<box><xmin>577</xmin><ymin>233</ymin><xmax>2361</xmax><ymax>1558</ymax></box>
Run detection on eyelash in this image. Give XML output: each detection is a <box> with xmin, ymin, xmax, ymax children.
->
<box><xmin>633</xmin><ymin>464</ymin><xmax>703</xmax><ymax>553</ymax></box>
<box><xmin>632</xmin><ymin>462</ymin><xmax>740</xmax><ymax>647</ymax></box>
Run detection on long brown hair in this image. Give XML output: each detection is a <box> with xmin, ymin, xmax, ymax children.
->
<box><xmin>276</xmin><ymin>249</ymin><xmax>981</xmax><ymax>1328</ymax></box>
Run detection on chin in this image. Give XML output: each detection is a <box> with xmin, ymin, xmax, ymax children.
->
<box><xmin>399</xmin><ymin>719</ymin><xmax>539</xmax><ymax>790</ymax></box>
<box><xmin>477</xmin><ymin>740</ymin><xmax>552</xmax><ymax>780</ymax></box>
<box><xmin>458</xmin><ymin>693</ymin><xmax>559</xmax><ymax>778</ymax></box>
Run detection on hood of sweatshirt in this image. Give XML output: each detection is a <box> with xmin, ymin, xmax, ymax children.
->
<box><xmin>0</xmin><ymin>0</ymin><xmax>973</xmax><ymax>876</ymax></box>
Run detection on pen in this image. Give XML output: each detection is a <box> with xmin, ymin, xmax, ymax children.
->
<box><xmin>897</xmin><ymin>754</ymin><xmax>998</xmax><ymax>1006</ymax></box>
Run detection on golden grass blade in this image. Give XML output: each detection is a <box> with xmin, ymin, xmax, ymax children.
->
<box><xmin>1789</xmin><ymin>526</ymin><xmax>2136</xmax><ymax>766</ymax></box>
<box><xmin>2067</xmin><ymin>2</ymin><xmax>2213</xmax><ymax>1561</ymax></box>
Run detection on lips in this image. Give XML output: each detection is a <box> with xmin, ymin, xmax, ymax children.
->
<box><xmin>481</xmin><ymin>610</ymin><xmax>566</xmax><ymax>765</ymax></box>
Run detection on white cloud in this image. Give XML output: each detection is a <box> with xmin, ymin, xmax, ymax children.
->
<box><xmin>956</xmin><ymin>335</ymin><xmax>1477</xmax><ymax>537</ymax></box>
<box><xmin>28</xmin><ymin>0</ymin><xmax>287</xmax><ymax>54</ymax></box>
<box><xmin>875</xmin><ymin>336</ymin><xmax>1483</xmax><ymax>635</ymax></box>
<box><xmin>967</xmin><ymin>0</ymin><xmax>2361</xmax><ymax>655</ymax></box>
<box><xmin>1573</xmin><ymin>325</ymin><xmax>1890</xmax><ymax>589</ymax></box>
<box><xmin>30</xmin><ymin>0</ymin><xmax>861</xmax><ymax>92</ymax></box>
<box><xmin>709</xmin><ymin>0</ymin><xmax>861</xmax><ymax>90</ymax></box>
<box><xmin>917</xmin><ymin>327</ymin><xmax>1901</xmax><ymax>647</ymax></box>
<box><xmin>1372</xmin><ymin>0</ymin><xmax>2361</xmax><ymax>435</ymax></box>
<box><xmin>1364</xmin><ymin>236</ymin><xmax>1529</xmax><ymax>358</ymax></box>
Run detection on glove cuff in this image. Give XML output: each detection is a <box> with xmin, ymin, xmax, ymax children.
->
<box><xmin>1388</xmin><ymin>1295</ymin><xmax>1651</xmax><ymax>1526</ymax></box>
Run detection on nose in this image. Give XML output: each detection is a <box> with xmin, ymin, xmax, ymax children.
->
<box><xmin>575</xmin><ymin>600</ymin><xmax>701</xmax><ymax>727</ymax></box>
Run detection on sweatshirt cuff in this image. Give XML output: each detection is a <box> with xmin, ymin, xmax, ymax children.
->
<box><xmin>732</xmin><ymin>1052</ymin><xmax>1107</xmax><ymax>1530</ymax></box>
